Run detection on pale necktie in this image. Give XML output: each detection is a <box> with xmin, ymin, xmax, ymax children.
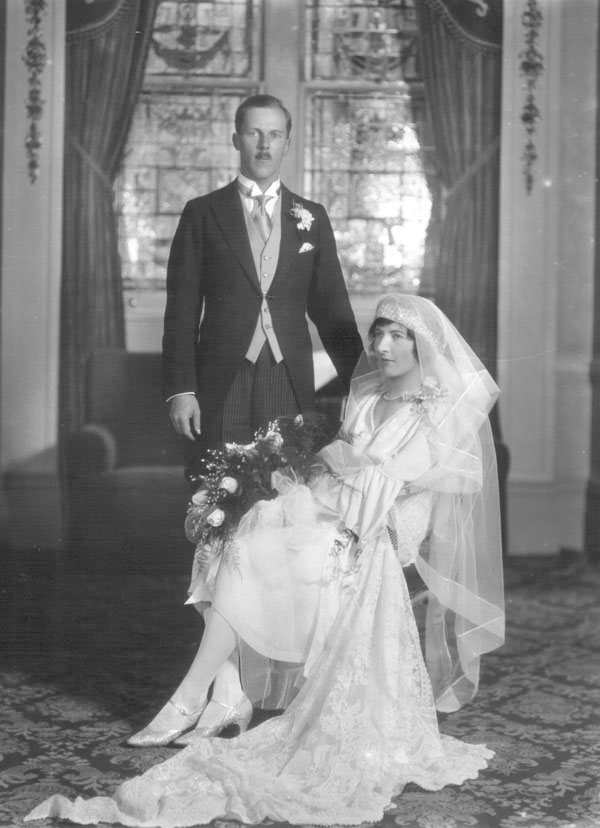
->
<box><xmin>251</xmin><ymin>194</ymin><xmax>272</xmax><ymax>243</ymax></box>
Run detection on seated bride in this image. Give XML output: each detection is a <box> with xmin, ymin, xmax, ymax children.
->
<box><xmin>27</xmin><ymin>293</ymin><xmax>505</xmax><ymax>827</ymax></box>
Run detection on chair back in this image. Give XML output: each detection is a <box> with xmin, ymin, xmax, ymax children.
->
<box><xmin>87</xmin><ymin>349</ymin><xmax>184</xmax><ymax>467</ymax></box>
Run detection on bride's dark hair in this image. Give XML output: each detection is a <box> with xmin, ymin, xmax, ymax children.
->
<box><xmin>367</xmin><ymin>317</ymin><xmax>417</xmax><ymax>355</ymax></box>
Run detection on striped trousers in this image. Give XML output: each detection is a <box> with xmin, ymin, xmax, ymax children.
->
<box><xmin>221</xmin><ymin>344</ymin><xmax>301</xmax><ymax>443</ymax></box>
<box><xmin>186</xmin><ymin>345</ymin><xmax>301</xmax><ymax>480</ymax></box>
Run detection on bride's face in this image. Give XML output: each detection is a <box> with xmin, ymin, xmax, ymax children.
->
<box><xmin>371</xmin><ymin>321</ymin><xmax>418</xmax><ymax>378</ymax></box>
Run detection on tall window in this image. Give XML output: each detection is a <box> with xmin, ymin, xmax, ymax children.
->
<box><xmin>304</xmin><ymin>1</ymin><xmax>434</xmax><ymax>295</ymax></box>
<box><xmin>116</xmin><ymin>0</ymin><xmax>435</xmax><ymax>342</ymax></box>
<box><xmin>116</xmin><ymin>0</ymin><xmax>261</xmax><ymax>294</ymax></box>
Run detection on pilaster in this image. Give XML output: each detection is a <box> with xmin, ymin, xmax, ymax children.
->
<box><xmin>1</xmin><ymin>0</ymin><xmax>66</xmax><ymax>549</ymax></box>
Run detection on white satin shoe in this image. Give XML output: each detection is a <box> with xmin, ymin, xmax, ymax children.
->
<box><xmin>126</xmin><ymin>698</ymin><xmax>207</xmax><ymax>747</ymax></box>
<box><xmin>174</xmin><ymin>695</ymin><xmax>253</xmax><ymax>746</ymax></box>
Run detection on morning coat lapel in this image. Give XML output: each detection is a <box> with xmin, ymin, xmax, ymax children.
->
<box><xmin>210</xmin><ymin>181</ymin><xmax>259</xmax><ymax>288</ymax></box>
<box><xmin>271</xmin><ymin>185</ymin><xmax>299</xmax><ymax>288</ymax></box>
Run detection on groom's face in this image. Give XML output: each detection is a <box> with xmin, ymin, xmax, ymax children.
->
<box><xmin>233</xmin><ymin>106</ymin><xmax>290</xmax><ymax>189</ymax></box>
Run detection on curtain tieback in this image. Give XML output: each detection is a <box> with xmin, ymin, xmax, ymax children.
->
<box><xmin>67</xmin><ymin>133</ymin><xmax>113</xmax><ymax>193</ymax></box>
<box><xmin>444</xmin><ymin>136</ymin><xmax>500</xmax><ymax>202</ymax></box>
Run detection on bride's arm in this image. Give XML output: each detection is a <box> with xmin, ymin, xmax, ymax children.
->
<box><xmin>334</xmin><ymin>466</ymin><xmax>404</xmax><ymax>545</ymax></box>
<box><xmin>326</xmin><ymin>422</ymin><xmax>433</xmax><ymax>545</ymax></box>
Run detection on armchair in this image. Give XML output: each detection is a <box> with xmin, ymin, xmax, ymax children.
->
<box><xmin>64</xmin><ymin>349</ymin><xmax>192</xmax><ymax>572</ymax></box>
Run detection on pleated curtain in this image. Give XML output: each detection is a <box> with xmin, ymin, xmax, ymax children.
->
<box><xmin>415</xmin><ymin>0</ymin><xmax>502</xmax><ymax>378</ymax></box>
<box><xmin>60</xmin><ymin>0</ymin><xmax>158</xmax><ymax>443</ymax></box>
<box><xmin>415</xmin><ymin>1</ymin><xmax>509</xmax><ymax>547</ymax></box>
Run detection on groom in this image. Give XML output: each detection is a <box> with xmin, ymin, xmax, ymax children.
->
<box><xmin>163</xmin><ymin>94</ymin><xmax>363</xmax><ymax>477</ymax></box>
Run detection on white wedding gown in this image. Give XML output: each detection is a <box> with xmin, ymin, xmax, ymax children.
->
<box><xmin>26</xmin><ymin>392</ymin><xmax>493</xmax><ymax>827</ymax></box>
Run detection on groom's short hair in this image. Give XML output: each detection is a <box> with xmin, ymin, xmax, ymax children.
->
<box><xmin>235</xmin><ymin>95</ymin><xmax>292</xmax><ymax>136</ymax></box>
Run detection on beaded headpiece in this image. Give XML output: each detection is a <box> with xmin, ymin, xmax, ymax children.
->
<box><xmin>375</xmin><ymin>297</ymin><xmax>440</xmax><ymax>348</ymax></box>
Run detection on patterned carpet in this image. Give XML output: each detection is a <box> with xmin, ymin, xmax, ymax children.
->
<box><xmin>1</xmin><ymin>549</ymin><xmax>600</xmax><ymax>828</ymax></box>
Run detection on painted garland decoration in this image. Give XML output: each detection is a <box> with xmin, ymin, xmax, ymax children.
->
<box><xmin>23</xmin><ymin>0</ymin><xmax>48</xmax><ymax>184</ymax></box>
<box><xmin>519</xmin><ymin>0</ymin><xmax>544</xmax><ymax>194</ymax></box>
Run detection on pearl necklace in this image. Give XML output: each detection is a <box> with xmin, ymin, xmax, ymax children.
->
<box><xmin>381</xmin><ymin>388</ymin><xmax>415</xmax><ymax>401</ymax></box>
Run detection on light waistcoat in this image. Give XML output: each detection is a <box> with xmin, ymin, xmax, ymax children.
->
<box><xmin>241</xmin><ymin>196</ymin><xmax>284</xmax><ymax>363</ymax></box>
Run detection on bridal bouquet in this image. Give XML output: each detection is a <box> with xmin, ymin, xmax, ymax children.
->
<box><xmin>185</xmin><ymin>413</ymin><xmax>331</xmax><ymax>554</ymax></box>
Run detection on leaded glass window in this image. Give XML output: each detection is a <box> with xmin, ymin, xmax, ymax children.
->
<box><xmin>303</xmin><ymin>0</ymin><xmax>432</xmax><ymax>295</ymax></box>
<box><xmin>117</xmin><ymin>0</ymin><xmax>437</xmax><ymax>318</ymax></box>
<box><xmin>116</xmin><ymin>0</ymin><xmax>260</xmax><ymax>292</ymax></box>
<box><xmin>147</xmin><ymin>0</ymin><xmax>261</xmax><ymax>78</ymax></box>
<box><xmin>305</xmin><ymin>91</ymin><xmax>433</xmax><ymax>294</ymax></box>
<box><xmin>118</xmin><ymin>90</ymin><xmax>250</xmax><ymax>289</ymax></box>
<box><xmin>305</xmin><ymin>0</ymin><xmax>420</xmax><ymax>83</ymax></box>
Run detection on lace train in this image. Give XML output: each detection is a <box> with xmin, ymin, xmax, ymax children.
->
<box><xmin>26</xmin><ymin>538</ymin><xmax>493</xmax><ymax>827</ymax></box>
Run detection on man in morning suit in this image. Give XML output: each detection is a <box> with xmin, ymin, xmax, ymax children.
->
<box><xmin>137</xmin><ymin>95</ymin><xmax>363</xmax><ymax>736</ymax></box>
<box><xmin>162</xmin><ymin>94</ymin><xmax>363</xmax><ymax>478</ymax></box>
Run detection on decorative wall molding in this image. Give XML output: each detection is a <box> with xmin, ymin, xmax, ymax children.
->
<box><xmin>499</xmin><ymin>0</ymin><xmax>558</xmax><ymax>500</ymax></box>
<box><xmin>519</xmin><ymin>0</ymin><xmax>544</xmax><ymax>194</ymax></box>
<box><xmin>23</xmin><ymin>0</ymin><xmax>47</xmax><ymax>183</ymax></box>
<box><xmin>499</xmin><ymin>0</ymin><xmax>596</xmax><ymax>554</ymax></box>
<box><xmin>2</xmin><ymin>0</ymin><xmax>66</xmax><ymax>549</ymax></box>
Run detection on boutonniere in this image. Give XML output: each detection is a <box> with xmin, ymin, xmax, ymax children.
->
<box><xmin>290</xmin><ymin>202</ymin><xmax>314</xmax><ymax>232</ymax></box>
<box><xmin>299</xmin><ymin>242</ymin><xmax>314</xmax><ymax>254</ymax></box>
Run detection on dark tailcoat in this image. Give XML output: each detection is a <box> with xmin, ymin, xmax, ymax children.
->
<box><xmin>162</xmin><ymin>181</ymin><xmax>363</xmax><ymax>447</ymax></box>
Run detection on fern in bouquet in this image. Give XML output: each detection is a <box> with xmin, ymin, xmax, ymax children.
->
<box><xmin>184</xmin><ymin>412</ymin><xmax>332</xmax><ymax>557</ymax></box>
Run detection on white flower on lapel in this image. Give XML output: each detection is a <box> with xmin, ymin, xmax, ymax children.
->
<box><xmin>299</xmin><ymin>242</ymin><xmax>314</xmax><ymax>254</ymax></box>
<box><xmin>290</xmin><ymin>202</ymin><xmax>314</xmax><ymax>231</ymax></box>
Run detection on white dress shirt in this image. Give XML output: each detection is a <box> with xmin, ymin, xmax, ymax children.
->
<box><xmin>166</xmin><ymin>174</ymin><xmax>282</xmax><ymax>403</ymax></box>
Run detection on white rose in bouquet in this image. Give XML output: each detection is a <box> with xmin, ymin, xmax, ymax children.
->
<box><xmin>206</xmin><ymin>508</ymin><xmax>226</xmax><ymax>527</ymax></box>
<box><xmin>220</xmin><ymin>476</ymin><xmax>239</xmax><ymax>494</ymax></box>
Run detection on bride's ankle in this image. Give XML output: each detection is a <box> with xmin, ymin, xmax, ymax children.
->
<box><xmin>170</xmin><ymin>689</ymin><xmax>209</xmax><ymax>715</ymax></box>
<box><xmin>210</xmin><ymin>687</ymin><xmax>245</xmax><ymax>707</ymax></box>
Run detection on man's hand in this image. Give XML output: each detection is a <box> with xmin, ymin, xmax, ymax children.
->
<box><xmin>169</xmin><ymin>395</ymin><xmax>201</xmax><ymax>441</ymax></box>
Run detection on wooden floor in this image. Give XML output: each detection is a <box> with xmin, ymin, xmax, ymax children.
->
<box><xmin>1</xmin><ymin>550</ymin><xmax>600</xmax><ymax>828</ymax></box>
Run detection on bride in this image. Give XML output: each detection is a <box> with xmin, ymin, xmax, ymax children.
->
<box><xmin>26</xmin><ymin>293</ymin><xmax>505</xmax><ymax>827</ymax></box>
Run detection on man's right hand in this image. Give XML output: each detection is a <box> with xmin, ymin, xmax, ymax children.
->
<box><xmin>169</xmin><ymin>395</ymin><xmax>201</xmax><ymax>441</ymax></box>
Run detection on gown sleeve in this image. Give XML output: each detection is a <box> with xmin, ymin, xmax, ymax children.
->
<box><xmin>319</xmin><ymin>413</ymin><xmax>433</xmax><ymax>545</ymax></box>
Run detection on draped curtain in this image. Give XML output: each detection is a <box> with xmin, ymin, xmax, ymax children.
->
<box><xmin>415</xmin><ymin>0</ymin><xmax>502</xmax><ymax>378</ymax></box>
<box><xmin>60</xmin><ymin>0</ymin><xmax>158</xmax><ymax>443</ymax></box>
<box><xmin>415</xmin><ymin>0</ymin><xmax>509</xmax><ymax>546</ymax></box>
